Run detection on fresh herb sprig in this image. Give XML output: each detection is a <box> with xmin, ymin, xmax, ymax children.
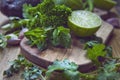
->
<box><xmin>97</xmin><ymin>59</ymin><xmax>120</xmax><ymax>80</ymax></box>
<box><xmin>0</xmin><ymin>34</ymin><xmax>7</xmax><ymax>48</ymax></box>
<box><xmin>3</xmin><ymin>55</ymin><xmax>32</xmax><ymax>77</ymax></box>
<box><xmin>22</xmin><ymin>66</ymin><xmax>46</xmax><ymax>80</ymax></box>
<box><xmin>87</xmin><ymin>44</ymin><xmax>107</xmax><ymax>66</ymax></box>
<box><xmin>25</xmin><ymin>28</ymin><xmax>47</xmax><ymax>51</ymax></box>
<box><xmin>84</xmin><ymin>40</ymin><xmax>114</xmax><ymax>67</ymax></box>
<box><xmin>3</xmin><ymin>54</ymin><xmax>46</xmax><ymax>80</ymax></box>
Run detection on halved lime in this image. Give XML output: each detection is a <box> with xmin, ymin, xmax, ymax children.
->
<box><xmin>68</xmin><ymin>10</ymin><xmax>102</xmax><ymax>37</ymax></box>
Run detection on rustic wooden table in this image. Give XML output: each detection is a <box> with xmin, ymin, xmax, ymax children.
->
<box><xmin>0</xmin><ymin>8</ymin><xmax>120</xmax><ymax>80</ymax></box>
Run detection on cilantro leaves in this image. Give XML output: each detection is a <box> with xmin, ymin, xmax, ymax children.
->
<box><xmin>46</xmin><ymin>59</ymin><xmax>80</xmax><ymax>80</ymax></box>
<box><xmin>3</xmin><ymin>54</ymin><xmax>45</xmax><ymax>80</ymax></box>
<box><xmin>87</xmin><ymin>44</ymin><xmax>107</xmax><ymax>66</ymax></box>
<box><xmin>97</xmin><ymin>60</ymin><xmax>120</xmax><ymax>80</ymax></box>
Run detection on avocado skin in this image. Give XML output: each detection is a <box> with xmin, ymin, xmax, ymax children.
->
<box><xmin>0</xmin><ymin>0</ymin><xmax>42</xmax><ymax>18</ymax></box>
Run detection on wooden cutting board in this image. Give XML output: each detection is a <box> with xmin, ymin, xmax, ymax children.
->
<box><xmin>20</xmin><ymin>21</ymin><xmax>113</xmax><ymax>72</ymax></box>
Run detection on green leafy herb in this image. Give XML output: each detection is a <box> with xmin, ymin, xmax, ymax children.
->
<box><xmin>46</xmin><ymin>59</ymin><xmax>78</xmax><ymax>77</ymax></box>
<box><xmin>0</xmin><ymin>34</ymin><xmax>7</xmax><ymax>48</ymax></box>
<box><xmin>25</xmin><ymin>28</ymin><xmax>47</xmax><ymax>50</ymax></box>
<box><xmin>87</xmin><ymin>44</ymin><xmax>107</xmax><ymax>66</ymax></box>
<box><xmin>97</xmin><ymin>60</ymin><xmax>120</xmax><ymax>80</ymax></box>
<box><xmin>47</xmin><ymin>5</ymin><xmax>72</xmax><ymax>27</ymax></box>
<box><xmin>46</xmin><ymin>59</ymin><xmax>96</xmax><ymax>80</ymax></box>
<box><xmin>22</xmin><ymin>66</ymin><xmax>45</xmax><ymax>80</ymax></box>
<box><xmin>52</xmin><ymin>26</ymin><xmax>71</xmax><ymax>48</ymax></box>
<box><xmin>23</xmin><ymin>0</ymin><xmax>55</xmax><ymax>19</ymax></box>
<box><xmin>3</xmin><ymin>55</ymin><xmax>32</xmax><ymax>77</ymax></box>
<box><xmin>3</xmin><ymin>54</ymin><xmax>45</xmax><ymax>80</ymax></box>
<box><xmin>23</xmin><ymin>0</ymin><xmax>72</xmax><ymax>28</ymax></box>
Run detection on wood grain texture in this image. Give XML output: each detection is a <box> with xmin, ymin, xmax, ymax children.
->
<box><xmin>20</xmin><ymin>21</ymin><xmax>113</xmax><ymax>71</ymax></box>
<box><xmin>109</xmin><ymin>29</ymin><xmax>120</xmax><ymax>57</ymax></box>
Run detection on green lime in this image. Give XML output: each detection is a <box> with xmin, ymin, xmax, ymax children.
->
<box><xmin>94</xmin><ymin>0</ymin><xmax>116</xmax><ymax>10</ymax></box>
<box><xmin>68</xmin><ymin>10</ymin><xmax>102</xmax><ymax>37</ymax></box>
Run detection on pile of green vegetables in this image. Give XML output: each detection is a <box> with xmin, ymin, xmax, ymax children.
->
<box><xmin>0</xmin><ymin>0</ymin><xmax>116</xmax><ymax>50</ymax></box>
<box><xmin>4</xmin><ymin>0</ymin><xmax>72</xmax><ymax>50</ymax></box>
<box><xmin>0</xmin><ymin>0</ymin><xmax>97</xmax><ymax>50</ymax></box>
<box><xmin>23</xmin><ymin>0</ymin><xmax>72</xmax><ymax>50</ymax></box>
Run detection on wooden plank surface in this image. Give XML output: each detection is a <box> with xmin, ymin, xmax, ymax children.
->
<box><xmin>0</xmin><ymin>12</ymin><xmax>120</xmax><ymax>80</ymax></box>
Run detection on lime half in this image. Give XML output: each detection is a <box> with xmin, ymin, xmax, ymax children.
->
<box><xmin>68</xmin><ymin>10</ymin><xmax>102</xmax><ymax>37</ymax></box>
